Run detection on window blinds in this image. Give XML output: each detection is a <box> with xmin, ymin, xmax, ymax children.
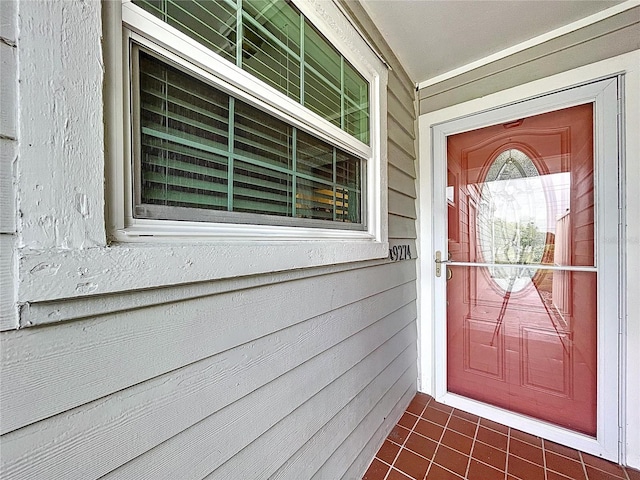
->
<box><xmin>136</xmin><ymin>50</ymin><xmax>363</xmax><ymax>225</ymax></box>
<box><xmin>133</xmin><ymin>0</ymin><xmax>369</xmax><ymax>144</ymax></box>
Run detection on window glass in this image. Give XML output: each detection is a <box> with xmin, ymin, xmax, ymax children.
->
<box><xmin>134</xmin><ymin>0</ymin><xmax>237</xmax><ymax>64</ymax></box>
<box><xmin>242</xmin><ymin>0</ymin><xmax>301</xmax><ymax>101</ymax></box>
<box><xmin>132</xmin><ymin>0</ymin><xmax>369</xmax><ymax>145</ymax></box>
<box><xmin>138</xmin><ymin>51</ymin><xmax>230</xmax><ymax>212</ymax></box>
<box><xmin>135</xmin><ymin>49</ymin><xmax>363</xmax><ymax>226</ymax></box>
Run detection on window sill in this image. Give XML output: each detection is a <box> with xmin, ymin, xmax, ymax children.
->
<box><xmin>114</xmin><ymin>219</ymin><xmax>375</xmax><ymax>242</ymax></box>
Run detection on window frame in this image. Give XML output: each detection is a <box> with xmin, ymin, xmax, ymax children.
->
<box><xmin>107</xmin><ymin>0</ymin><xmax>387</xmax><ymax>244</ymax></box>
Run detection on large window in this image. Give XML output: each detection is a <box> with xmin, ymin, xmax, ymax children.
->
<box><xmin>120</xmin><ymin>0</ymin><xmax>378</xmax><ymax>232</ymax></box>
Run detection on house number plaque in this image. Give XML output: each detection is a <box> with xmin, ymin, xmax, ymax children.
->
<box><xmin>389</xmin><ymin>244</ymin><xmax>412</xmax><ymax>261</ymax></box>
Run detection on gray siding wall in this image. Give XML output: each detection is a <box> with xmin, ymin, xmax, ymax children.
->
<box><xmin>0</xmin><ymin>2</ymin><xmax>418</xmax><ymax>480</ymax></box>
<box><xmin>337</xmin><ymin>2</ymin><xmax>419</xmax><ymax>477</ymax></box>
<box><xmin>0</xmin><ymin>0</ymin><xmax>17</xmax><ymax>330</ymax></box>
<box><xmin>419</xmin><ymin>6</ymin><xmax>640</xmax><ymax>114</ymax></box>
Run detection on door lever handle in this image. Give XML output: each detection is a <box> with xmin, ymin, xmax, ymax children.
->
<box><xmin>435</xmin><ymin>250</ymin><xmax>451</xmax><ymax>277</ymax></box>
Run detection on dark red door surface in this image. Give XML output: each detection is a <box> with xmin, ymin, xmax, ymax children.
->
<box><xmin>446</xmin><ymin>103</ymin><xmax>597</xmax><ymax>436</ymax></box>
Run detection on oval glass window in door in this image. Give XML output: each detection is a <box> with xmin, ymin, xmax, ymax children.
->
<box><xmin>477</xmin><ymin>148</ymin><xmax>549</xmax><ymax>292</ymax></box>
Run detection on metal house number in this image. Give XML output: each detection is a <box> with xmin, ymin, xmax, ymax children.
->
<box><xmin>389</xmin><ymin>244</ymin><xmax>412</xmax><ymax>261</ymax></box>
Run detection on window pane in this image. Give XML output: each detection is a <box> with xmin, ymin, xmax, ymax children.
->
<box><xmin>336</xmin><ymin>150</ymin><xmax>362</xmax><ymax>223</ymax></box>
<box><xmin>134</xmin><ymin>0</ymin><xmax>237</xmax><ymax>64</ymax></box>
<box><xmin>139</xmin><ymin>51</ymin><xmax>230</xmax><ymax>211</ymax></box>
<box><xmin>234</xmin><ymin>100</ymin><xmax>292</xmax><ymax>169</ymax></box>
<box><xmin>135</xmin><ymin>50</ymin><xmax>363</xmax><ymax>227</ymax></box>
<box><xmin>132</xmin><ymin>0</ymin><xmax>370</xmax><ymax>144</ymax></box>
<box><xmin>242</xmin><ymin>0</ymin><xmax>301</xmax><ymax>100</ymax></box>
<box><xmin>303</xmin><ymin>19</ymin><xmax>341</xmax><ymax>128</ymax></box>
<box><xmin>296</xmin><ymin>130</ymin><xmax>333</xmax><ymax>181</ymax></box>
<box><xmin>344</xmin><ymin>63</ymin><xmax>369</xmax><ymax>144</ymax></box>
<box><xmin>233</xmin><ymin>160</ymin><xmax>292</xmax><ymax>215</ymax></box>
<box><xmin>296</xmin><ymin>177</ymin><xmax>334</xmax><ymax>221</ymax></box>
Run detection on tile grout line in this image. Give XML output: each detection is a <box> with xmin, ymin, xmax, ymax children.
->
<box><xmin>504</xmin><ymin>428</ymin><xmax>511</xmax><ymax>480</ymax></box>
<box><xmin>541</xmin><ymin>438</ymin><xmax>548</xmax><ymax>480</ymax></box>
<box><xmin>462</xmin><ymin>416</ymin><xmax>482</xmax><ymax>479</ymax></box>
<box><xmin>383</xmin><ymin>396</ymin><xmax>430</xmax><ymax>480</ymax></box>
<box><xmin>422</xmin><ymin>404</ymin><xmax>454</xmax><ymax>480</ymax></box>
<box><xmin>579</xmin><ymin>451</ymin><xmax>590</xmax><ymax>480</ymax></box>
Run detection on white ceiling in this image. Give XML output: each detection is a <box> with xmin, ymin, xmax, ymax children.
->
<box><xmin>359</xmin><ymin>0</ymin><xmax>628</xmax><ymax>84</ymax></box>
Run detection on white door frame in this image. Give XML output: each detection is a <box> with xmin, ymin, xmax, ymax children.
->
<box><xmin>418</xmin><ymin>77</ymin><xmax>621</xmax><ymax>460</ymax></box>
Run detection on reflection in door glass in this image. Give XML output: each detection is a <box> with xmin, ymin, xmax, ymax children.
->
<box><xmin>477</xmin><ymin>149</ymin><xmax>571</xmax><ymax>292</ymax></box>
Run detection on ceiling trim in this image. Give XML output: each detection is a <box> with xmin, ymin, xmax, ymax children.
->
<box><xmin>417</xmin><ymin>0</ymin><xmax>639</xmax><ymax>90</ymax></box>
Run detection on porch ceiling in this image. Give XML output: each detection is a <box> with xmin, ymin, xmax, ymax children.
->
<box><xmin>359</xmin><ymin>0</ymin><xmax>628</xmax><ymax>85</ymax></box>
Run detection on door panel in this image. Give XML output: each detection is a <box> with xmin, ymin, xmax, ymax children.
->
<box><xmin>445</xmin><ymin>104</ymin><xmax>597</xmax><ymax>436</ymax></box>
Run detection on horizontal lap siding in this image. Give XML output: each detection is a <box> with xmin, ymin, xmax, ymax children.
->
<box><xmin>1</xmin><ymin>264</ymin><xmax>418</xmax><ymax>480</ymax></box>
<box><xmin>337</xmin><ymin>2</ymin><xmax>419</xmax><ymax>479</ymax></box>
<box><xmin>0</xmin><ymin>3</ymin><xmax>418</xmax><ymax>480</ymax></box>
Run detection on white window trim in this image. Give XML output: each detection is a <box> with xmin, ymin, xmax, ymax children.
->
<box><xmin>107</xmin><ymin>0</ymin><xmax>388</xmax><ymax>245</ymax></box>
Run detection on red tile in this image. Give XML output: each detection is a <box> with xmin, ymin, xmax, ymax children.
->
<box><xmin>404</xmin><ymin>433</ymin><xmax>437</xmax><ymax>460</ymax></box>
<box><xmin>406</xmin><ymin>398</ymin><xmax>428</xmax><ymax>416</ymax></box>
<box><xmin>507</xmin><ymin>454</ymin><xmax>545</xmax><ymax>480</ymax></box>
<box><xmin>586</xmin><ymin>465</ymin><xmax>626</xmax><ymax>480</ymax></box>
<box><xmin>422</xmin><ymin>406</ymin><xmax>450</xmax><ymax>426</ymax></box>
<box><xmin>471</xmin><ymin>441</ymin><xmax>507</xmax><ymax>471</ymax></box>
<box><xmin>447</xmin><ymin>415</ymin><xmax>478</xmax><ymax>438</ymax></box>
<box><xmin>582</xmin><ymin>453</ymin><xmax>626</xmax><ymax>478</ymax></box>
<box><xmin>414</xmin><ymin>419</ymin><xmax>444</xmax><ymax>442</ymax></box>
<box><xmin>441</xmin><ymin>428</ymin><xmax>474</xmax><ymax>455</ymax></box>
<box><xmin>466</xmin><ymin>459</ymin><xmax>504</xmax><ymax>480</ymax></box>
<box><xmin>425</xmin><ymin>463</ymin><xmax>464</xmax><ymax>480</ymax></box>
<box><xmin>429</xmin><ymin>401</ymin><xmax>454</xmax><ymax>414</ymax></box>
<box><xmin>546</xmin><ymin>471</ymin><xmax>576</xmax><ymax>480</ymax></box>
<box><xmin>395</xmin><ymin>449</ymin><xmax>430</xmax><ymax>480</ymax></box>
<box><xmin>476</xmin><ymin>426</ymin><xmax>508</xmax><ymax>451</ymax></box>
<box><xmin>627</xmin><ymin>467</ymin><xmax>640</xmax><ymax>480</ymax></box>
<box><xmin>398</xmin><ymin>412</ymin><xmax>419</xmax><ymax>430</ymax></box>
<box><xmin>388</xmin><ymin>425</ymin><xmax>411</xmax><ymax>445</ymax></box>
<box><xmin>386</xmin><ymin>468</ymin><xmax>413</xmax><ymax>480</ymax></box>
<box><xmin>508</xmin><ymin>437</ymin><xmax>543</xmax><ymax>465</ymax></box>
<box><xmin>377</xmin><ymin>440</ymin><xmax>401</xmax><ymax>465</ymax></box>
<box><xmin>432</xmin><ymin>444</ymin><xmax>470</xmax><ymax>477</ymax></box>
<box><xmin>480</xmin><ymin>417</ymin><xmax>509</xmax><ymax>434</ymax></box>
<box><xmin>510</xmin><ymin>428</ymin><xmax>542</xmax><ymax>447</ymax></box>
<box><xmin>414</xmin><ymin>392</ymin><xmax>431</xmax><ymax>404</ymax></box>
<box><xmin>545</xmin><ymin>451</ymin><xmax>586</xmax><ymax>479</ymax></box>
<box><xmin>363</xmin><ymin>458</ymin><xmax>389</xmax><ymax>480</ymax></box>
<box><xmin>543</xmin><ymin>439</ymin><xmax>581</xmax><ymax>460</ymax></box>
<box><xmin>452</xmin><ymin>408</ymin><xmax>480</xmax><ymax>423</ymax></box>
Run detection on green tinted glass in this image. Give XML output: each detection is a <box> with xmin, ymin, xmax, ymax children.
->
<box><xmin>136</xmin><ymin>50</ymin><xmax>363</xmax><ymax>225</ymax></box>
<box><xmin>133</xmin><ymin>0</ymin><xmax>370</xmax><ymax>144</ymax></box>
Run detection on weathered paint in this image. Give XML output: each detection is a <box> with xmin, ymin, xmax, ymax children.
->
<box><xmin>17</xmin><ymin>1</ymin><xmax>105</xmax><ymax>251</ymax></box>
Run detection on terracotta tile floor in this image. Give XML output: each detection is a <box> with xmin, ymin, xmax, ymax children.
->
<box><xmin>364</xmin><ymin>393</ymin><xmax>640</xmax><ymax>480</ymax></box>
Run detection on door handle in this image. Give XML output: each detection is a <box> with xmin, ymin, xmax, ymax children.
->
<box><xmin>435</xmin><ymin>250</ymin><xmax>452</xmax><ymax>277</ymax></box>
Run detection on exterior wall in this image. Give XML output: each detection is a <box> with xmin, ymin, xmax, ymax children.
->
<box><xmin>0</xmin><ymin>0</ymin><xmax>18</xmax><ymax>330</ymax></box>
<box><xmin>417</xmin><ymin>9</ymin><xmax>640</xmax><ymax>467</ymax></box>
<box><xmin>0</xmin><ymin>2</ymin><xmax>418</xmax><ymax>480</ymax></box>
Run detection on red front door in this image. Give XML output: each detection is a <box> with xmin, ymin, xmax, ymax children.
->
<box><xmin>445</xmin><ymin>103</ymin><xmax>597</xmax><ymax>435</ymax></box>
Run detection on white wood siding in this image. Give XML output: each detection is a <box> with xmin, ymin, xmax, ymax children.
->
<box><xmin>0</xmin><ymin>1</ymin><xmax>418</xmax><ymax>479</ymax></box>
